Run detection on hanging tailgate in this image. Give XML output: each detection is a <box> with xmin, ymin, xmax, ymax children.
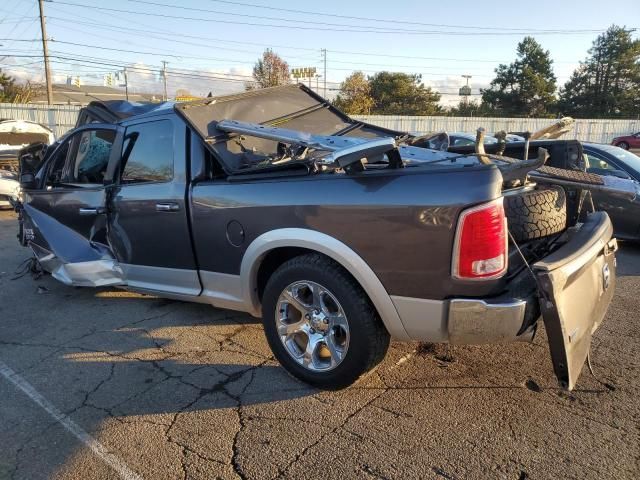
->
<box><xmin>534</xmin><ymin>211</ymin><xmax>617</xmax><ymax>390</ymax></box>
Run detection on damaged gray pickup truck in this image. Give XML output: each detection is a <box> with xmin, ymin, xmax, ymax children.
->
<box><xmin>16</xmin><ymin>85</ymin><xmax>618</xmax><ymax>389</ymax></box>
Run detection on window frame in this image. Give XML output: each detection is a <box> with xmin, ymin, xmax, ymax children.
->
<box><xmin>116</xmin><ymin>118</ymin><xmax>176</xmax><ymax>186</ymax></box>
<box><xmin>42</xmin><ymin>124</ymin><xmax>119</xmax><ymax>190</ymax></box>
<box><xmin>585</xmin><ymin>148</ymin><xmax>632</xmax><ymax>179</ymax></box>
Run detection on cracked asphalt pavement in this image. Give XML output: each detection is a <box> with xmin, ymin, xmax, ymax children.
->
<box><xmin>0</xmin><ymin>209</ymin><xmax>638</xmax><ymax>480</ymax></box>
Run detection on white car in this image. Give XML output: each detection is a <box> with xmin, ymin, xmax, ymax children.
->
<box><xmin>0</xmin><ymin>119</ymin><xmax>55</xmax><ymax>208</ymax></box>
<box><xmin>0</xmin><ymin>169</ymin><xmax>20</xmax><ymax>208</ymax></box>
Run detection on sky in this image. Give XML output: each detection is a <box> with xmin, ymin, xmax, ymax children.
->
<box><xmin>0</xmin><ymin>0</ymin><xmax>638</xmax><ymax>106</ymax></box>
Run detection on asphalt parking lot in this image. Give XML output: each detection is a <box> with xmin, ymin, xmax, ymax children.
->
<box><xmin>0</xmin><ymin>209</ymin><xmax>638</xmax><ymax>480</ymax></box>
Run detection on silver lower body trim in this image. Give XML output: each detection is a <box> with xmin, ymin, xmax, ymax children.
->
<box><xmin>391</xmin><ymin>295</ymin><xmax>535</xmax><ymax>344</ymax></box>
<box><xmin>120</xmin><ymin>264</ymin><xmax>201</xmax><ymax>296</ymax></box>
<box><xmin>199</xmin><ymin>271</ymin><xmax>252</xmax><ymax>314</ymax></box>
<box><xmin>390</xmin><ymin>296</ymin><xmax>448</xmax><ymax>342</ymax></box>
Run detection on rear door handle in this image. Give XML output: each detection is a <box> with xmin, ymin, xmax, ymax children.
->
<box><xmin>156</xmin><ymin>202</ymin><xmax>180</xmax><ymax>212</ymax></box>
<box><xmin>79</xmin><ymin>207</ymin><xmax>106</xmax><ymax>216</ymax></box>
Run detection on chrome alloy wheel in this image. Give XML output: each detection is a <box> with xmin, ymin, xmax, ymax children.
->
<box><xmin>275</xmin><ymin>280</ymin><xmax>350</xmax><ymax>372</ymax></box>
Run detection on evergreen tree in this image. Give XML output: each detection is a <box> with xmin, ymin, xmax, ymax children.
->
<box><xmin>558</xmin><ymin>26</ymin><xmax>640</xmax><ymax>118</ymax></box>
<box><xmin>368</xmin><ymin>72</ymin><xmax>441</xmax><ymax>115</ymax></box>
<box><xmin>481</xmin><ymin>37</ymin><xmax>557</xmax><ymax>117</ymax></box>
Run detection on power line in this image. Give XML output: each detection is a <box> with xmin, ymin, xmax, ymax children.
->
<box><xmin>202</xmin><ymin>0</ymin><xmax>616</xmax><ymax>33</ymax></box>
<box><xmin>4</xmin><ymin>38</ymin><xmax>266</xmax><ymax>64</ymax></box>
<box><xmin>45</xmin><ymin>14</ymin><xmax>318</xmax><ymax>52</ymax></box>
<box><xmin>128</xmin><ymin>0</ymin><xmax>609</xmax><ymax>35</ymax></box>
<box><xmin>3</xmin><ymin>55</ymin><xmax>487</xmax><ymax>97</ymax></box>
<box><xmin>44</xmin><ymin>15</ymin><xmax>578</xmax><ymax>65</ymax></box>
<box><xmin>48</xmin><ymin>1</ymin><xmax>612</xmax><ymax>36</ymax></box>
<box><xmin>7</xmin><ymin>38</ymin><xmax>501</xmax><ymax>73</ymax></box>
<box><xmin>44</xmin><ymin>12</ymin><xmax>316</xmax><ymax>59</ymax></box>
<box><xmin>46</xmin><ymin>50</ymin><xmax>257</xmax><ymax>78</ymax></box>
<box><xmin>46</xmin><ymin>55</ymin><xmax>254</xmax><ymax>83</ymax></box>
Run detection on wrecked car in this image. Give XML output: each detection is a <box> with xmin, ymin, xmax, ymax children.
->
<box><xmin>0</xmin><ymin>119</ymin><xmax>55</xmax><ymax>171</ymax></box>
<box><xmin>0</xmin><ymin>120</ymin><xmax>55</xmax><ymax>208</ymax></box>
<box><xmin>15</xmin><ymin>85</ymin><xmax>618</xmax><ymax>390</ymax></box>
<box><xmin>0</xmin><ymin>169</ymin><xmax>20</xmax><ymax>208</ymax></box>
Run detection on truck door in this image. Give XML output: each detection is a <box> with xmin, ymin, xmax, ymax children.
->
<box><xmin>20</xmin><ymin>124</ymin><xmax>124</xmax><ymax>286</ymax></box>
<box><xmin>584</xmin><ymin>150</ymin><xmax>638</xmax><ymax>238</ymax></box>
<box><xmin>106</xmin><ymin>116</ymin><xmax>200</xmax><ymax>296</ymax></box>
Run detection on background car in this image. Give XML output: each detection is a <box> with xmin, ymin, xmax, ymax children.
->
<box><xmin>583</xmin><ymin>142</ymin><xmax>640</xmax><ymax>240</ymax></box>
<box><xmin>611</xmin><ymin>131</ymin><xmax>640</xmax><ymax>150</ymax></box>
<box><xmin>0</xmin><ymin>119</ymin><xmax>55</xmax><ymax>172</ymax></box>
<box><xmin>409</xmin><ymin>131</ymin><xmax>498</xmax><ymax>150</ymax></box>
<box><xmin>0</xmin><ymin>169</ymin><xmax>20</xmax><ymax>208</ymax></box>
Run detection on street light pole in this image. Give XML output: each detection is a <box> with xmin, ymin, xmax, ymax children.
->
<box><xmin>37</xmin><ymin>0</ymin><xmax>53</xmax><ymax>105</ymax></box>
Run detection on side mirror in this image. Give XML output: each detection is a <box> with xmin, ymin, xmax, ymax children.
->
<box><xmin>20</xmin><ymin>172</ymin><xmax>37</xmax><ymax>189</ymax></box>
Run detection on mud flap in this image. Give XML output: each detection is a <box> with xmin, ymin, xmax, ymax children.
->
<box><xmin>533</xmin><ymin>211</ymin><xmax>617</xmax><ymax>390</ymax></box>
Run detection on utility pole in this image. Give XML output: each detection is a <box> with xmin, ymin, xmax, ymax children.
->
<box><xmin>162</xmin><ymin>61</ymin><xmax>168</xmax><ymax>101</ymax></box>
<box><xmin>321</xmin><ymin>49</ymin><xmax>327</xmax><ymax>98</ymax></box>
<box><xmin>38</xmin><ymin>0</ymin><xmax>53</xmax><ymax>105</ymax></box>
<box><xmin>124</xmin><ymin>67</ymin><xmax>129</xmax><ymax>101</ymax></box>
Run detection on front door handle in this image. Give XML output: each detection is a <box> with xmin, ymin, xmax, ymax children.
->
<box><xmin>156</xmin><ymin>202</ymin><xmax>180</xmax><ymax>212</ymax></box>
<box><xmin>79</xmin><ymin>207</ymin><xmax>106</xmax><ymax>216</ymax></box>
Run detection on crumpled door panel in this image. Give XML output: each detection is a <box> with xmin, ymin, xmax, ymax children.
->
<box><xmin>22</xmin><ymin>202</ymin><xmax>124</xmax><ymax>287</ymax></box>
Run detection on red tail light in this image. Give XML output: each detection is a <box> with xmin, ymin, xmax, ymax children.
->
<box><xmin>452</xmin><ymin>198</ymin><xmax>507</xmax><ymax>280</ymax></box>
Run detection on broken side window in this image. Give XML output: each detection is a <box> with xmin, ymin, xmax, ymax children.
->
<box><xmin>66</xmin><ymin>129</ymin><xmax>116</xmax><ymax>185</ymax></box>
<box><xmin>45</xmin><ymin>142</ymin><xmax>70</xmax><ymax>188</ymax></box>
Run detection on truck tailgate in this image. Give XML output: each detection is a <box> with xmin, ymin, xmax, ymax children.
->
<box><xmin>534</xmin><ymin>211</ymin><xmax>617</xmax><ymax>390</ymax></box>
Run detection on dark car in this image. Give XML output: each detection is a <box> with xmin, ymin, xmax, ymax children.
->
<box><xmin>583</xmin><ymin>143</ymin><xmax>640</xmax><ymax>240</ymax></box>
<box><xmin>14</xmin><ymin>85</ymin><xmax>618</xmax><ymax>390</ymax></box>
<box><xmin>411</xmin><ymin>131</ymin><xmax>498</xmax><ymax>150</ymax></box>
<box><xmin>611</xmin><ymin>132</ymin><xmax>640</xmax><ymax>150</ymax></box>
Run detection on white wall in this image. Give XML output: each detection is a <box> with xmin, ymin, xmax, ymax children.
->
<box><xmin>353</xmin><ymin>115</ymin><xmax>640</xmax><ymax>144</ymax></box>
<box><xmin>1</xmin><ymin>103</ymin><xmax>638</xmax><ymax>144</ymax></box>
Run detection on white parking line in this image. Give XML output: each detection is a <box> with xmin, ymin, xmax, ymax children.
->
<box><xmin>0</xmin><ymin>359</ymin><xmax>143</xmax><ymax>480</ymax></box>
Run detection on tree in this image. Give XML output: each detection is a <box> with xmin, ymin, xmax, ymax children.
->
<box><xmin>558</xmin><ymin>26</ymin><xmax>640</xmax><ymax>118</ymax></box>
<box><xmin>250</xmin><ymin>49</ymin><xmax>291</xmax><ymax>89</ymax></box>
<box><xmin>0</xmin><ymin>69</ymin><xmax>42</xmax><ymax>103</ymax></box>
<box><xmin>0</xmin><ymin>69</ymin><xmax>17</xmax><ymax>102</ymax></box>
<box><xmin>481</xmin><ymin>37</ymin><xmax>557</xmax><ymax>117</ymax></box>
<box><xmin>333</xmin><ymin>71</ymin><xmax>374</xmax><ymax>114</ymax></box>
<box><xmin>368</xmin><ymin>72</ymin><xmax>442</xmax><ymax>115</ymax></box>
<box><xmin>449</xmin><ymin>99</ymin><xmax>493</xmax><ymax>117</ymax></box>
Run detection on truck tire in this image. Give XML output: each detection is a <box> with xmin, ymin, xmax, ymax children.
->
<box><xmin>261</xmin><ymin>253</ymin><xmax>390</xmax><ymax>389</ymax></box>
<box><xmin>505</xmin><ymin>186</ymin><xmax>567</xmax><ymax>243</ymax></box>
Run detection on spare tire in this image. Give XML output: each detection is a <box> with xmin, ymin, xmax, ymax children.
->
<box><xmin>505</xmin><ymin>186</ymin><xmax>567</xmax><ymax>243</ymax></box>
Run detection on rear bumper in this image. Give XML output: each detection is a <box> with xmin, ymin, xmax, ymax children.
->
<box><xmin>390</xmin><ymin>294</ymin><xmax>536</xmax><ymax>344</ymax></box>
<box><xmin>392</xmin><ymin>211</ymin><xmax>616</xmax><ymax>390</ymax></box>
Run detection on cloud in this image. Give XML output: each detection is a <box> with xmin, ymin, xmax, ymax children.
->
<box><xmin>1</xmin><ymin>58</ymin><xmax>254</xmax><ymax>98</ymax></box>
<box><xmin>425</xmin><ymin>76</ymin><xmax>490</xmax><ymax>108</ymax></box>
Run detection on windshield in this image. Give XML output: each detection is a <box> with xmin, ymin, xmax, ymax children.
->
<box><xmin>588</xmin><ymin>144</ymin><xmax>640</xmax><ymax>174</ymax></box>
